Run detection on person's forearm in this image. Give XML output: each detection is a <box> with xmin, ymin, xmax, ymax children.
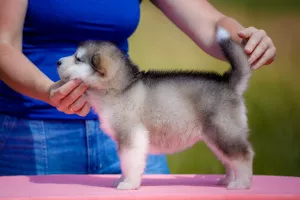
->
<box><xmin>151</xmin><ymin>0</ymin><xmax>246</xmax><ymax>61</ymax></box>
<box><xmin>0</xmin><ymin>42</ymin><xmax>53</xmax><ymax>103</ymax></box>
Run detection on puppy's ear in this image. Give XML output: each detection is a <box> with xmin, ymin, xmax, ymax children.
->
<box><xmin>91</xmin><ymin>53</ymin><xmax>109</xmax><ymax>77</ymax></box>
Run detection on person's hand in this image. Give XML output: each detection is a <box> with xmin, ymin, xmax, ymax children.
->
<box><xmin>48</xmin><ymin>79</ymin><xmax>91</xmax><ymax>116</ymax></box>
<box><xmin>238</xmin><ymin>27</ymin><xmax>276</xmax><ymax>70</ymax></box>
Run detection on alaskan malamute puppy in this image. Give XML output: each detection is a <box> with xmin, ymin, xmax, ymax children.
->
<box><xmin>57</xmin><ymin>27</ymin><xmax>254</xmax><ymax>190</ymax></box>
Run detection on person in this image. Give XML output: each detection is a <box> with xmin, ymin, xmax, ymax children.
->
<box><xmin>0</xmin><ymin>0</ymin><xmax>276</xmax><ymax>176</ymax></box>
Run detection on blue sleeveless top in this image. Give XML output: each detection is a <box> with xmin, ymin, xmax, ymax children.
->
<box><xmin>0</xmin><ymin>0</ymin><xmax>141</xmax><ymax>119</ymax></box>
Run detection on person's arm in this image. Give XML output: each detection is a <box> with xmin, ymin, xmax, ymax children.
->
<box><xmin>151</xmin><ymin>0</ymin><xmax>276</xmax><ymax>70</ymax></box>
<box><xmin>0</xmin><ymin>0</ymin><xmax>53</xmax><ymax>102</ymax></box>
<box><xmin>0</xmin><ymin>0</ymin><xmax>90</xmax><ymax>116</ymax></box>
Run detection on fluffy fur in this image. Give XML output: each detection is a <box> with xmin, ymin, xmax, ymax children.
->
<box><xmin>57</xmin><ymin>26</ymin><xmax>254</xmax><ymax>190</ymax></box>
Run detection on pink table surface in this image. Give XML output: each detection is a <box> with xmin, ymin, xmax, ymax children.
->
<box><xmin>0</xmin><ymin>174</ymin><xmax>300</xmax><ymax>200</ymax></box>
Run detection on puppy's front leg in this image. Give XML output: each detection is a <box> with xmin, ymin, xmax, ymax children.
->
<box><xmin>116</xmin><ymin>124</ymin><xmax>149</xmax><ymax>190</ymax></box>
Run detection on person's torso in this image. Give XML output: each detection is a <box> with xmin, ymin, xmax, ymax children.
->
<box><xmin>0</xmin><ymin>0</ymin><xmax>141</xmax><ymax>119</ymax></box>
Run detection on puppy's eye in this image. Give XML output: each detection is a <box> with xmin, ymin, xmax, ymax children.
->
<box><xmin>75</xmin><ymin>57</ymin><xmax>83</xmax><ymax>62</ymax></box>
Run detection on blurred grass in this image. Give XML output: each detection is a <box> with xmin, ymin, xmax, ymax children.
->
<box><xmin>128</xmin><ymin>1</ymin><xmax>300</xmax><ymax>176</ymax></box>
<box><xmin>212</xmin><ymin>0</ymin><xmax>300</xmax><ymax>13</ymax></box>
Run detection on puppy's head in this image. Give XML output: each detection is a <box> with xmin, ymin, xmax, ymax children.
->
<box><xmin>57</xmin><ymin>41</ymin><xmax>128</xmax><ymax>89</ymax></box>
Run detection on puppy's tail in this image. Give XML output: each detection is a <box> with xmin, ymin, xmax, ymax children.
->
<box><xmin>216</xmin><ymin>26</ymin><xmax>251</xmax><ymax>96</ymax></box>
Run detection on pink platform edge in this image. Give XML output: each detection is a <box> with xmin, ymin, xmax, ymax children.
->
<box><xmin>1</xmin><ymin>174</ymin><xmax>300</xmax><ymax>200</ymax></box>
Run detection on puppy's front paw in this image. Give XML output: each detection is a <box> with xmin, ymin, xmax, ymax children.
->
<box><xmin>226</xmin><ymin>180</ymin><xmax>251</xmax><ymax>190</ymax></box>
<box><xmin>112</xmin><ymin>176</ymin><xmax>124</xmax><ymax>188</ymax></box>
<box><xmin>117</xmin><ymin>180</ymin><xmax>141</xmax><ymax>190</ymax></box>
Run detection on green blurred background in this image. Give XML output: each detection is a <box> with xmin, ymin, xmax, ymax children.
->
<box><xmin>128</xmin><ymin>1</ymin><xmax>300</xmax><ymax>176</ymax></box>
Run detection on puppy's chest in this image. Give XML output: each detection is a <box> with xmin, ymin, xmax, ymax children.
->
<box><xmin>97</xmin><ymin>104</ymin><xmax>120</xmax><ymax>139</ymax></box>
<box><xmin>86</xmin><ymin>92</ymin><xmax>120</xmax><ymax>138</ymax></box>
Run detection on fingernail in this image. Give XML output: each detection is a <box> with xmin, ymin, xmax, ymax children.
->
<box><xmin>245</xmin><ymin>48</ymin><xmax>252</xmax><ymax>54</ymax></box>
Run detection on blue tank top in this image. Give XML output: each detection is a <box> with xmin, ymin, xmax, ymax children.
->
<box><xmin>0</xmin><ymin>0</ymin><xmax>141</xmax><ymax>119</ymax></box>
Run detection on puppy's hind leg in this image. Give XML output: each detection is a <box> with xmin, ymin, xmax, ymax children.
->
<box><xmin>218</xmin><ymin>164</ymin><xmax>235</xmax><ymax>186</ymax></box>
<box><xmin>203</xmin><ymin>112</ymin><xmax>254</xmax><ymax>190</ymax></box>
<box><xmin>115</xmin><ymin>124</ymin><xmax>149</xmax><ymax>190</ymax></box>
<box><xmin>203</xmin><ymin>138</ymin><xmax>237</xmax><ymax>186</ymax></box>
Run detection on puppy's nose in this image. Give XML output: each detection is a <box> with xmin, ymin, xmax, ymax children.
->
<box><xmin>57</xmin><ymin>60</ymin><xmax>62</xmax><ymax>67</ymax></box>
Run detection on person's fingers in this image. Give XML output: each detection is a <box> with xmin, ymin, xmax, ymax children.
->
<box><xmin>238</xmin><ymin>27</ymin><xmax>276</xmax><ymax>69</ymax></box>
<box><xmin>50</xmin><ymin>79</ymin><xmax>81</xmax><ymax>104</ymax></box>
<box><xmin>77</xmin><ymin>103</ymin><xmax>91</xmax><ymax>117</ymax></box>
<box><xmin>68</xmin><ymin>95</ymin><xmax>87</xmax><ymax>112</ymax></box>
<box><xmin>244</xmin><ymin>30</ymin><xmax>266</xmax><ymax>54</ymax></box>
<box><xmin>264</xmin><ymin>38</ymin><xmax>276</xmax><ymax>65</ymax></box>
<box><xmin>237</xmin><ymin>27</ymin><xmax>257</xmax><ymax>39</ymax></box>
<box><xmin>251</xmin><ymin>47</ymin><xmax>276</xmax><ymax>70</ymax></box>
<box><xmin>64</xmin><ymin>108</ymin><xmax>75</xmax><ymax>115</ymax></box>
<box><xmin>265</xmin><ymin>56</ymin><xmax>275</xmax><ymax>65</ymax></box>
<box><xmin>57</xmin><ymin>82</ymin><xmax>88</xmax><ymax>112</ymax></box>
<box><xmin>248</xmin><ymin>37</ymin><xmax>271</xmax><ymax>64</ymax></box>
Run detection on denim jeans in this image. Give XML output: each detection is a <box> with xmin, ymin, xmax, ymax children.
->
<box><xmin>0</xmin><ymin>114</ymin><xmax>170</xmax><ymax>175</ymax></box>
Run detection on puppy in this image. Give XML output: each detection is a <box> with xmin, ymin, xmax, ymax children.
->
<box><xmin>57</xmin><ymin>26</ymin><xmax>254</xmax><ymax>190</ymax></box>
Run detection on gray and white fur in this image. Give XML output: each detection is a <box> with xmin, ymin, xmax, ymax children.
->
<box><xmin>57</xmin><ymin>26</ymin><xmax>254</xmax><ymax>190</ymax></box>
